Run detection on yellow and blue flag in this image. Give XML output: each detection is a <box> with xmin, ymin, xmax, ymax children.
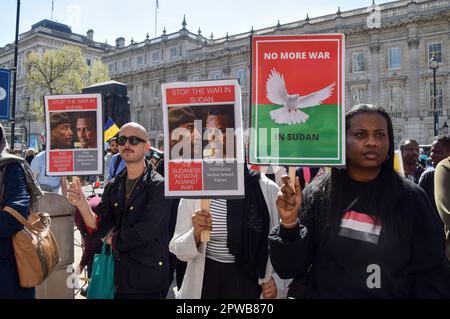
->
<box><xmin>104</xmin><ymin>118</ymin><xmax>120</xmax><ymax>143</ymax></box>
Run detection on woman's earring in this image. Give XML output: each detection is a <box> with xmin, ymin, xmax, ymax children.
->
<box><xmin>385</xmin><ymin>154</ymin><xmax>389</xmax><ymax>161</ymax></box>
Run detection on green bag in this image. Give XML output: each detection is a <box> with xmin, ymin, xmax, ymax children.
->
<box><xmin>87</xmin><ymin>242</ymin><xmax>116</xmax><ymax>299</ymax></box>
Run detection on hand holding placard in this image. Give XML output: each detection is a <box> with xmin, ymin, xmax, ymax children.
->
<box><xmin>67</xmin><ymin>176</ymin><xmax>88</xmax><ymax>208</ymax></box>
<box><xmin>192</xmin><ymin>199</ymin><xmax>212</xmax><ymax>246</ymax></box>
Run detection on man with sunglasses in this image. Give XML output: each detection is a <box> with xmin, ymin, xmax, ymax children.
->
<box><xmin>67</xmin><ymin>122</ymin><xmax>172</xmax><ymax>299</ymax></box>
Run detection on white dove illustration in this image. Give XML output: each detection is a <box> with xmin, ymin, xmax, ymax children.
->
<box><xmin>266</xmin><ymin>68</ymin><xmax>335</xmax><ymax>125</ymax></box>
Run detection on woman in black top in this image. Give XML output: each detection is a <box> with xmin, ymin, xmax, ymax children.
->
<box><xmin>269</xmin><ymin>104</ymin><xmax>450</xmax><ymax>298</ymax></box>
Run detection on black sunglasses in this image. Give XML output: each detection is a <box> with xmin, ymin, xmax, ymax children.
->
<box><xmin>117</xmin><ymin>135</ymin><xmax>146</xmax><ymax>146</ymax></box>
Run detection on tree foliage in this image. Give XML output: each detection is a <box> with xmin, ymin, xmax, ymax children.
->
<box><xmin>86</xmin><ymin>59</ymin><xmax>110</xmax><ymax>87</ymax></box>
<box><xmin>25</xmin><ymin>45</ymin><xmax>110</xmax><ymax>120</ymax></box>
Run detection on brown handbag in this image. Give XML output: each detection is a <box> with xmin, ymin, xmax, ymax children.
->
<box><xmin>2</xmin><ymin>206</ymin><xmax>60</xmax><ymax>288</ymax></box>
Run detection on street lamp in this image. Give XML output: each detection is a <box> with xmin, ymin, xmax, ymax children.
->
<box><xmin>443</xmin><ymin>121</ymin><xmax>449</xmax><ymax>135</ymax></box>
<box><xmin>429</xmin><ymin>55</ymin><xmax>439</xmax><ymax>137</ymax></box>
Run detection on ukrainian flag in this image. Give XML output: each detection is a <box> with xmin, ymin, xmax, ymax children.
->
<box><xmin>104</xmin><ymin>118</ymin><xmax>120</xmax><ymax>143</ymax></box>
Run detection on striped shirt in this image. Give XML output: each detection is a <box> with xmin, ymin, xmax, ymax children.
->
<box><xmin>205</xmin><ymin>199</ymin><xmax>235</xmax><ymax>263</ymax></box>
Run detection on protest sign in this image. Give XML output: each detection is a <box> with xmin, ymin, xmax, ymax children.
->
<box><xmin>162</xmin><ymin>80</ymin><xmax>244</xmax><ymax>198</ymax></box>
<box><xmin>250</xmin><ymin>34</ymin><xmax>345</xmax><ymax>166</ymax></box>
<box><xmin>44</xmin><ymin>94</ymin><xmax>103</xmax><ymax>176</ymax></box>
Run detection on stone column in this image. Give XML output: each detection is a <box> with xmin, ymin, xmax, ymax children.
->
<box><xmin>369</xmin><ymin>42</ymin><xmax>381</xmax><ymax>105</ymax></box>
<box><xmin>407</xmin><ymin>37</ymin><xmax>420</xmax><ymax>117</ymax></box>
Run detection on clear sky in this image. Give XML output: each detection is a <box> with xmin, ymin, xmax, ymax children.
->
<box><xmin>1</xmin><ymin>0</ymin><xmax>376</xmax><ymax>47</ymax></box>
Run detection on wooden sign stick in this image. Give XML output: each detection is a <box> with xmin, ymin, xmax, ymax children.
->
<box><xmin>288</xmin><ymin>166</ymin><xmax>296</xmax><ymax>190</ymax></box>
<box><xmin>200</xmin><ymin>199</ymin><xmax>211</xmax><ymax>242</ymax></box>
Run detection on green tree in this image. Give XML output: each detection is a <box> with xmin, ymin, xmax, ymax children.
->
<box><xmin>25</xmin><ymin>45</ymin><xmax>110</xmax><ymax>121</ymax></box>
<box><xmin>86</xmin><ymin>59</ymin><xmax>110</xmax><ymax>86</ymax></box>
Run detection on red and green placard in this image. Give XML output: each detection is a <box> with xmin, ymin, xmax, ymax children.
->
<box><xmin>250</xmin><ymin>34</ymin><xmax>345</xmax><ymax>166</ymax></box>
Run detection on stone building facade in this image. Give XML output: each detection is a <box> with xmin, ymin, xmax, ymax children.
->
<box><xmin>1</xmin><ymin>0</ymin><xmax>449</xmax><ymax>148</ymax></box>
<box><xmin>104</xmin><ymin>0</ymin><xmax>450</xmax><ymax>146</ymax></box>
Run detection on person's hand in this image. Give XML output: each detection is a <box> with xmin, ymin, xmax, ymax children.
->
<box><xmin>67</xmin><ymin>177</ymin><xmax>89</xmax><ymax>209</ymax></box>
<box><xmin>276</xmin><ymin>175</ymin><xmax>302</xmax><ymax>228</ymax></box>
<box><xmin>261</xmin><ymin>277</ymin><xmax>277</xmax><ymax>299</ymax></box>
<box><xmin>106</xmin><ymin>234</ymin><xmax>112</xmax><ymax>246</ymax></box>
<box><xmin>192</xmin><ymin>209</ymin><xmax>212</xmax><ymax>246</ymax></box>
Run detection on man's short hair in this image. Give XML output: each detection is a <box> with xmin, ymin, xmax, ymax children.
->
<box><xmin>76</xmin><ymin>112</ymin><xmax>95</xmax><ymax>123</ymax></box>
<box><xmin>399</xmin><ymin>138</ymin><xmax>419</xmax><ymax>151</ymax></box>
<box><xmin>109</xmin><ymin>136</ymin><xmax>118</xmax><ymax>144</ymax></box>
<box><xmin>207</xmin><ymin>106</ymin><xmax>234</xmax><ymax>126</ymax></box>
<box><xmin>168</xmin><ymin>107</ymin><xmax>195</xmax><ymax>132</ymax></box>
<box><xmin>50</xmin><ymin>112</ymin><xmax>71</xmax><ymax>128</ymax></box>
<box><xmin>434</xmin><ymin>135</ymin><xmax>450</xmax><ymax>152</ymax></box>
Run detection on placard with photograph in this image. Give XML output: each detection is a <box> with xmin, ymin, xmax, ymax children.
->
<box><xmin>44</xmin><ymin>93</ymin><xmax>103</xmax><ymax>176</ymax></box>
<box><xmin>162</xmin><ymin>80</ymin><xmax>244</xmax><ymax>198</ymax></box>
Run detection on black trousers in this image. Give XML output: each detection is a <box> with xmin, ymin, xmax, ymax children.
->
<box><xmin>201</xmin><ymin>257</ymin><xmax>261</xmax><ymax>299</ymax></box>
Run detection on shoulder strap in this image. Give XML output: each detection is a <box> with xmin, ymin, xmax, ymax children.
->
<box><xmin>2</xmin><ymin>206</ymin><xmax>47</xmax><ymax>233</ymax></box>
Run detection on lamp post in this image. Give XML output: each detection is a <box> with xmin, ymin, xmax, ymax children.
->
<box><xmin>10</xmin><ymin>0</ymin><xmax>21</xmax><ymax>150</ymax></box>
<box><xmin>429</xmin><ymin>55</ymin><xmax>439</xmax><ymax>137</ymax></box>
<box><xmin>443</xmin><ymin>121</ymin><xmax>449</xmax><ymax>135</ymax></box>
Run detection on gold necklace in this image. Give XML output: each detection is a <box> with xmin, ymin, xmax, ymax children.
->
<box><xmin>125</xmin><ymin>178</ymin><xmax>140</xmax><ymax>200</ymax></box>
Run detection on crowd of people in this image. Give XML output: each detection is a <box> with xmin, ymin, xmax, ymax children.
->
<box><xmin>1</xmin><ymin>103</ymin><xmax>450</xmax><ymax>299</ymax></box>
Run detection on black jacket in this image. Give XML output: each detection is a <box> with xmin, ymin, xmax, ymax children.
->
<box><xmin>94</xmin><ymin>161</ymin><xmax>172</xmax><ymax>295</ymax></box>
<box><xmin>269</xmin><ymin>172</ymin><xmax>450</xmax><ymax>298</ymax></box>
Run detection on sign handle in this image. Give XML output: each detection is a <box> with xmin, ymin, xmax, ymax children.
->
<box><xmin>288</xmin><ymin>166</ymin><xmax>296</xmax><ymax>190</ymax></box>
<box><xmin>200</xmin><ymin>199</ymin><xmax>211</xmax><ymax>242</ymax></box>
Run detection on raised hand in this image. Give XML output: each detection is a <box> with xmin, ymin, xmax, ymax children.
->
<box><xmin>276</xmin><ymin>175</ymin><xmax>302</xmax><ymax>228</ymax></box>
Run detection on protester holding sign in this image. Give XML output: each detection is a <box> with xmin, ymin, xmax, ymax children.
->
<box><xmin>169</xmin><ymin>165</ymin><xmax>290</xmax><ymax>299</ymax></box>
<box><xmin>269</xmin><ymin>104</ymin><xmax>450</xmax><ymax>298</ymax></box>
<box><xmin>67</xmin><ymin>122</ymin><xmax>173</xmax><ymax>299</ymax></box>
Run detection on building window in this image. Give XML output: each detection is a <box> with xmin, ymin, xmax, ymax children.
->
<box><xmin>150</xmin><ymin>108</ymin><xmax>158</xmax><ymax>130</ymax></box>
<box><xmin>190</xmin><ymin>74</ymin><xmax>200</xmax><ymax>81</ymax></box>
<box><xmin>136</xmin><ymin>84</ymin><xmax>142</xmax><ymax>103</ymax></box>
<box><xmin>211</xmin><ymin>71</ymin><xmax>222</xmax><ymax>80</ymax></box>
<box><xmin>351</xmin><ymin>87</ymin><xmax>367</xmax><ymax>106</ymax></box>
<box><xmin>122</xmin><ymin>59</ymin><xmax>129</xmax><ymax>69</ymax></box>
<box><xmin>152</xmin><ymin>51</ymin><xmax>160</xmax><ymax>62</ymax></box>
<box><xmin>137</xmin><ymin>56</ymin><xmax>144</xmax><ymax>66</ymax></box>
<box><xmin>109</xmin><ymin>63</ymin><xmax>114</xmax><ymax>73</ymax></box>
<box><xmin>429</xmin><ymin>81</ymin><xmax>444</xmax><ymax>113</ymax></box>
<box><xmin>153</xmin><ymin>83</ymin><xmax>159</xmax><ymax>97</ymax></box>
<box><xmin>388</xmin><ymin>47</ymin><xmax>402</xmax><ymax>69</ymax></box>
<box><xmin>352</xmin><ymin>53</ymin><xmax>365</xmax><ymax>72</ymax></box>
<box><xmin>428</xmin><ymin>42</ymin><xmax>442</xmax><ymax>63</ymax></box>
<box><xmin>114</xmin><ymin>61</ymin><xmax>118</xmax><ymax>72</ymax></box>
<box><xmin>135</xmin><ymin>109</ymin><xmax>143</xmax><ymax>124</ymax></box>
<box><xmin>236</xmin><ymin>69</ymin><xmax>245</xmax><ymax>86</ymax></box>
<box><xmin>170</xmin><ymin>47</ymin><xmax>177</xmax><ymax>58</ymax></box>
<box><xmin>388</xmin><ymin>85</ymin><xmax>404</xmax><ymax>118</ymax></box>
<box><xmin>86</xmin><ymin>59</ymin><xmax>91</xmax><ymax>66</ymax></box>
